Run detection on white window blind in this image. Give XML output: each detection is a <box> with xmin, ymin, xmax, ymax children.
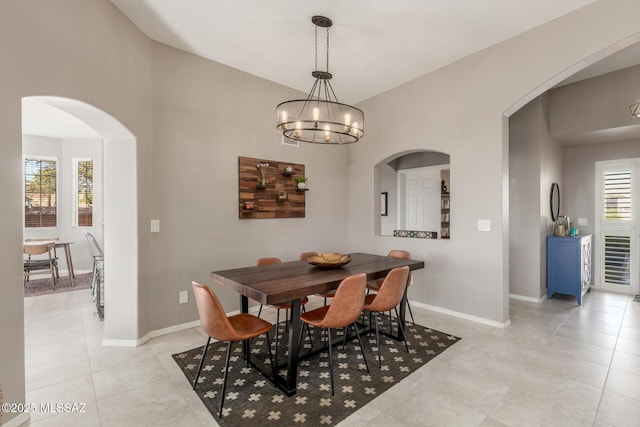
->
<box><xmin>603</xmin><ymin>169</ymin><xmax>631</xmax><ymax>220</ymax></box>
<box><xmin>604</xmin><ymin>235</ymin><xmax>631</xmax><ymax>286</ymax></box>
<box><xmin>73</xmin><ymin>159</ymin><xmax>93</xmax><ymax>227</ymax></box>
<box><xmin>24</xmin><ymin>158</ymin><xmax>57</xmax><ymax>227</ymax></box>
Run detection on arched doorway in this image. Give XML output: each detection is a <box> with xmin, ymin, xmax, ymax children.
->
<box><xmin>22</xmin><ymin>96</ymin><xmax>138</xmax><ymax>344</ymax></box>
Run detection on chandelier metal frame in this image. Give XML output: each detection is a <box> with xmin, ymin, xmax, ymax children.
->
<box><xmin>630</xmin><ymin>100</ymin><xmax>640</xmax><ymax>118</ymax></box>
<box><xmin>276</xmin><ymin>16</ymin><xmax>364</xmax><ymax>145</ymax></box>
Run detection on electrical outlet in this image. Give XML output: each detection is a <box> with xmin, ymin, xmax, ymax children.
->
<box><xmin>179</xmin><ymin>290</ymin><xmax>188</xmax><ymax>304</ymax></box>
<box><xmin>478</xmin><ymin>219</ymin><xmax>491</xmax><ymax>231</ymax></box>
<box><xmin>150</xmin><ymin>219</ymin><xmax>160</xmax><ymax>233</ymax></box>
<box><xmin>578</xmin><ymin>218</ymin><xmax>588</xmax><ymax>226</ymax></box>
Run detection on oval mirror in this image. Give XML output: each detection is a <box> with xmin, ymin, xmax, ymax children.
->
<box><xmin>550</xmin><ymin>183</ymin><xmax>560</xmax><ymax>221</ymax></box>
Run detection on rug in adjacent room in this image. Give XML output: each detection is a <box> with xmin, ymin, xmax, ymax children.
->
<box><xmin>173</xmin><ymin>319</ymin><xmax>460</xmax><ymax>426</ymax></box>
<box><xmin>23</xmin><ymin>273</ymin><xmax>93</xmax><ymax>297</ymax></box>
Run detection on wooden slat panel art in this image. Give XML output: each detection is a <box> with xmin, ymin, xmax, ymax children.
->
<box><xmin>239</xmin><ymin>156</ymin><xmax>306</xmax><ymax>219</ymax></box>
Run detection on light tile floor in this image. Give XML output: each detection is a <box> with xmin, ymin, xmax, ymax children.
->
<box><xmin>22</xmin><ymin>288</ymin><xmax>640</xmax><ymax>426</ymax></box>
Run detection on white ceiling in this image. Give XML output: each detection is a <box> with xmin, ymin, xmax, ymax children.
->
<box><xmin>24</xmin><ymin>0</ymin><xmax>639</xmax><ymax>140</ymax></box>
<box><xmin>22</xmin><ymin>98</ymin><xmax>101</xmax><ymax>140</ymax></box>
<box><xmin>109</xmin><ymin>0</ymin><xmax>601</xmax><ymax>104</ymax></box>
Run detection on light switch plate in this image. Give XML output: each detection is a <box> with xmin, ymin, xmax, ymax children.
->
<box><xmin>150</xmin><ymin>219</ymin><xmax>160</xmax><ymax>233</ymax></box>
<box><xmin>578</xmin><ymin>218</ymin><xmax>588</xmax><ymax>226</ymax></box>
<box><xmin>478</xmin><ymin>219</ymin><xmax>491</xmax><ymax>232</ymax></box>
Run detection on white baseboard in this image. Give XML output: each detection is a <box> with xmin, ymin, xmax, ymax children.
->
<box><xmin>509</xmin><ymin>293</ymin><xmax>547</xmax><ymax>304</ymax></box>
<box><xmin>2</xmin><ymin>412</ymin><xmax>29</xmax><ymax>427</ymax></box>
<box><xmin>410</xmin><ymin>300</ymin><xmax>512</xmax><ymax>329</ymax></box>
<box><xmin>101</xmin><ymin>306</ymin><xmax>262</xmax><ymax>347</ymax></box>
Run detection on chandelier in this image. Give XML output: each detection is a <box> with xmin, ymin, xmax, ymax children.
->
<box><xmin>631</xmin><ymin>100</ymin><xmax>640</xmax><ymax>118</ymax></box>
<box><xmin>276</xmin><ymin>16</ymin><xmax>364</xmax><ymax>145</ymax></box>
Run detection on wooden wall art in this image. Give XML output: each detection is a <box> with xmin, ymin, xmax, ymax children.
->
<box><xmin>238</xmin><ymin>156</ymin><xmax>306</xmax><ymax>219</ymax></box>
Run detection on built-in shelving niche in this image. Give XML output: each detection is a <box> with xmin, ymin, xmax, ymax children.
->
<box><xmin>238</xmin><ymin>156</ymin><xmax>306</xmax><ymax>219</ymax></box>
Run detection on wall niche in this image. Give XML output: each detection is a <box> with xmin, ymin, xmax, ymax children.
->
<box><xmin>238</xmin><ymin>156</ymin><xmax>306</xmax><ymax>219</ymax></box>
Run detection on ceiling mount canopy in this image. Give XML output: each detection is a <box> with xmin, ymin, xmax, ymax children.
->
<box><xmin>276</xmin><ymin>16</ymin><xmax>364</xmax><ymax>145</ymax></box>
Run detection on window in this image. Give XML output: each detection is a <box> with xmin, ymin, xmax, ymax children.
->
<box><xmin>603</xmin><ymin>169</ymin><xmax>631</xmax><ymax>220</ymax></box>
<box><xmin>73</xmin><ymin>159</ymin><xmax>93</xmax><ymax>227</ymax></box>
<box><xmin>24</xmin><ymin>158</ymin><xmax>57</xmax><ymax>227</ymax></box>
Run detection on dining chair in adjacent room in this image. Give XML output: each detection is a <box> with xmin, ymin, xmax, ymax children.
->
<box><xmin>83</xmin><ymin>230</ymin><xmax>104</xmax><ymax>291</ymax></box>
<box><xmin>300</xmin><ymin>273</ymin><xmax>369</xmax><ymax>396</ymax></box>
<box><xmin>363</xmin><ymin>266</ymin><xmax>411</xmax><ymax>367</ymax></box>
<box><xmin>191</xmin><ymin>281</ymin><xmax>274</xmax><ymax>418</ymax></box>
<box><xmin>366</xmin><ymin>249</ymin><xmax>416</xmax><ymax>324</ymax></box>
<box><xmin>23</xmin><ymin>242</ymin><xmax>59</xmax><ymax>290</ymax></box>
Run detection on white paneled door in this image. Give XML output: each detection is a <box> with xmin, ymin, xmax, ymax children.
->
<box><xmin>402</xmin><ymin>167</ymin><xmax>439</xmax><ymax>232</ymax></box>
<box><xmin>596</xmin><ymin>160</ymin><xmax>639</xmax><ymax>295</ymax></box>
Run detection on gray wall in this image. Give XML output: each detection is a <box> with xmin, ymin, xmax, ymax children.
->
<box><xmin>147</xmin><ymin>42</ymin><xmax>350</xmax><ymax>329</ymax></box>
<box><xmin>551</xmin><ymin>64</ymin><xmax>640</xmax><ymax>145</ymax></box>
<box><xmin>509</xmin><ymin>94</ymin><xmax>562</xmax><ymax>300</ymax></box>
<box><xmin>1</xmin><ymin>1</ymin><xmax>153</xmax><ymax>422</ymax></box>
<box><xmin>350</xmin><ymin>0</ymin><xmax>640</xmax><ymax>324</ymax></box>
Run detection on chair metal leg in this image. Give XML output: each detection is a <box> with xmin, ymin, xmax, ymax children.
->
<box><xmin>394</xmin><ymin>307</ymin><xmax>410</xmax><ymax>353</ymax></box>
<box><xmin>219</xmin><ymin>341</ymin><xmax>233</xmax><ymax>418</ymax></box>
<box><xmin>351</xmin><ymin>322</ymin><xmax>369</xmax><ymax>373</ymax></box>
<box><xmin>327</xmin><ymin>328</ymin><xmax>335</xmax><ymax>396</ymax></box>
<box><xmin>406</xmin><ymin>299</ymin><xmax>416</xmax><ymax>324</ymax></box>
<box><xmin>192</xmin><ymin>336</ymin><xmax>211</xmax><ymax>390</ymax></box>
<box><xmin>306</xmin><ymin>322</ymin><xmax>313</xmax><ymax>348</ymax></box>
<box><xmin>265</xmin><ymin>330</ymin><xmax>275</xmax><ymax>378</ymax></box>
<box><xmin>274</xmin><ymin>309</ymin><xmax>281</xmax><ymax>363</ymax></box>
<box><xmin>374</xmin><ymin>312</ymin><xmax>382</xmax><ymax>367</ymax></box>
<box><xmin>257</xmin><ymin>304</ymin><xmax>263</xmax><ymax>318</ymax></box>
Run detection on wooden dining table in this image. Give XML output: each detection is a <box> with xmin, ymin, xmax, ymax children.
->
<box><xmin>211</xmin><ymin>252</ymin><xmax>425</xmax><ymax>396</ymax></box>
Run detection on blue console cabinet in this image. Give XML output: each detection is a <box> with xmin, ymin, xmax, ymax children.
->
<box><xmin>547</xmin><ymin>235</ymin><xmax>592</xmax><ymax>304</ymax></box>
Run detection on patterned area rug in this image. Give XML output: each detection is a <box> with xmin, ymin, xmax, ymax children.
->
<box><xmin>173</xmin><ymin>317</ymin><xmax>460</xmax><ymax>426</ymax></box>
<box><xmin>24</xmin><ymin>272</ymin><xmax>92</xmax><ymax>297</ymax></box>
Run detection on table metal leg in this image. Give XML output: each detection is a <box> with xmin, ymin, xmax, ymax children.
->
<box><xmin>240</xmin><ymin>295</ymin><xmax>249</xmax><ymax>359</ymax></box>
<box><xmin>397</xmin><ymin>283</ymin><xmax>408</xmax><ymax>341</ymax></box>
<box><xmin>283</xmin><ymin>298</ymin><xmax>301</xmax><ymax>395</ymax></box>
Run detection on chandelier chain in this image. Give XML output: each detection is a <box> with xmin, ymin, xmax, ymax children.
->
<box><xmin>314</xmin><ymin>25</ymin><xmax>318</xmax><ymax>72</ymax></box>
<box><xmin>326</xmin><ymin>26</ymin><xmax>330</xmax><ymax>73</ymax></box>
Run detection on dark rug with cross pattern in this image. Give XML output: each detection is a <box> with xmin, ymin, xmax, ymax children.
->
<box><xmin>172</xmin><ymin>316</ymin><xmax>460</xmax><ymax>426</ymax></box>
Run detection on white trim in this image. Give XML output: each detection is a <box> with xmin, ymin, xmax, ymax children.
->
<box><xmin>2</xmin><ymin>412</ymin><xmax>30</xmax><ymax>427</ymax></box>
<box><xmin>509</xmin><ymin>293</ymin><xmax>546</xmax><ymax>304</ymax></box>
<box><xmin>101</xmin><ymin>306</ymin><xmax>263</xmax><ymax>347</ymax></box>
<box><xmin>410</xmin><ymin>300</ymin><xmax>511</xmax><ymax>329</ymax></box>
<box><xmin>595</xmin><ymin>159</ymin><xmax>640</xmax><ymax>295</ymax></box>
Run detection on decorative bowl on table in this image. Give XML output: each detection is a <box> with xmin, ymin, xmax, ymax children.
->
<box><xmin>307</xmin><ymin>253</ymin><xmax>351</xmax><ymax>268</ymax></box>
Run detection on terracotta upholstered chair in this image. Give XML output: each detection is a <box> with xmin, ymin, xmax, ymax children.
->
<box><xmin>363</xmin><ymin>266</ymin><xmax>410</xmax><ymax>367</ymax></box>
<box><xmin>256</xmin><ymin>257</ymin><xmax>310</xmax><ymax>359</ymax></box>
<box><xmin>23</xmin><ymin>242</ymin><xmax>59</xmax><ymax>289</ymax></box>
<box><xmin>300</xmin><ymin>273</ymin><xmax>369</xmax><ymax>395</ymax></box>
<box><xmin>366</xmin><ymin>250</ymin><xmax>416</xmax><ymax>324</ymax></box>
<box><xmin>191</xmin><ymin>282</ymin><xmax>274</xmax><ymax>418</ymax></box>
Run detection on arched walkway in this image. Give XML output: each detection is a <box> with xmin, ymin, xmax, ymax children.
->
<box><xmin>22</xmin><ymin>96</ymin><xmax>139</xmax><ymax>344</ymax></box>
